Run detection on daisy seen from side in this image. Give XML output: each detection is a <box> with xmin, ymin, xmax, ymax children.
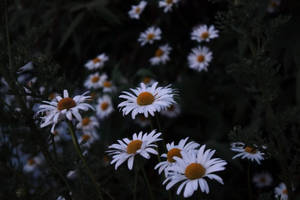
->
<box><xmin>159</xmin><ymin>0</ymin><xmax>180</xmax><ymax>13</ymax></box>
<box><xmin>191</xmin><ymin>25</ymin><xmax>219</xmax><ymax>43</ymax></box>
<box><xmin>78</xmin><ymin>131</ymin><xmax>99</xmax><ymax>148</ymax></box>
<box><xmin>231</xmin><ymin>142</ymin><xmax>265</xmax><ymax>164</ymax></box>
<box><xmin>84</xmin><ymin>53</ymin><xmax>109</xmax><ymax>70</ymax></box>
<box><xmin>161</xmin><ymin>103</ymin><xmax>181</xmax><ymax>118</ymax></box>
<box><xmin>274</xmin><ymin>182</ymin><xmax>288</xmax><ymax>200</ymax></box>
<box><xmin>188</xmin><ymin>46</ymin><xmax>213</xmax><ymax>72</ymax></box>
<box><xmin>128</xmin><ymin>1</ymin><xmax>147</xmax><ymax>19</ymax></box>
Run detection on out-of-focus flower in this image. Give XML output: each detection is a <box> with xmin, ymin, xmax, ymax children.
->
<box><xmin>96</xmin><ymin>95</ymin><xmax>114</xmax><ymax>119</ymax></box>
<box><xmin>149</xmin><ymin>44</ymin><xmax>172</xmax><ymax>66</ymax></box>
<box><xmin>252</xmin><ymin>172</ymin><xmax>273</xmax><ymax>188</ymax></box>
<box><xmin>138</xmin><ymin>26</ymin><xmax>162</xmax><ymax>46</ymax></box>
<box><xmin>188</xmin><ymin>46</ymin><xmax>213</xmax><ymax>72</ymax></box>
<box><xmin>159</xmin><ymin>0</ymin><xmax>180</xmax><ymax>13</ymax></box>
<box><xmin>191</xmin><ymin>25</ymin><xmax>219</xmax><ymax>43</ymax></box>
<box><xmin>85</xmin><ymin>53</ymin><xmax>109</xmax><ymax>70</ymax></box>
<box><xmin>274</xmin><ymin>182</ymin><xmax>288</xmax><ymax>200</ymax></box>
<box><xmin>128</xmin><ymin>1</ymin><xmax>147</xmax><ymax>19</ymax></box>
<box><xmin>231</xmin><ymin>142</ymin><xmax>265</xmax><ymax>164</ymax></box>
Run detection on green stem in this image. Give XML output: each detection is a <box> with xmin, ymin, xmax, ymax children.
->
<box><xmin>67</xmin><ymin>121</ymin><xmax>104</xmax><ymax>200</ymax></box>
<box><xmin>141</xmin><ymin>167</ymin><xmax>155</xmax><ymax>200</ymax></box>
<box><xmin>133</xmin><ymin>168</ymin><xmax>138</xmax><ymax>200</ymax></box>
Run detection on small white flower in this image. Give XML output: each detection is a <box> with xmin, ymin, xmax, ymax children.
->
<box><xmin>191</xmin><ymin>25</ymin><xmax>219</xmax><ymax>43</ymax></box>
<box><xmin>138</xmin><ymin>26</ymin><xmax>162</xmax><ymax>46</ymax></box>
<box><xmin>84</xmin><ymin>72</ymin><xmax>103</xmax><ymax>89</ymax></box>
<box><xmin>231</xmin><ymin>142</ymin><xmax>265</xmax><ymax>164</ymax></box>
<box><xmin>84</xmin><ymin>53</ymin><xmax>109</xmax><ymax>70</ymax></box>
<box><xmin>267</xmin><ymin>0</ymin><xmax>281</xmax><ymax>13</ymax></box>
<box><xmin>118</xmin><ymin>82</ymin><xmax>176</xmax><ymax>119</ymax></box>
<box><xmin>252</xmin><ymin>172</ymin><xmax>273</xmax><ymax>188</ymax></box>
<box><xmin>149</xmin><ymin>44</ymin><xmax>172</xmax><ymax>66</ymax></box>
<box><xmin>23</xmin><ymin>155</ymin><xmax>43</xmax><ymax>173</ymax></box>
<box><xmin>155</xmin><ymin>138</ymin><xmax>199</xmax><ymax>176</ymax></box>
<box><xmin>141</xmin><ymin>77</ymin><xmax>156</xmax><ymax>86</ymax></box>
<box><xmin>161</xmin><ymin>103</ymin><xmax>181</xmax><ymax>118</ymax></box>
<box><xmin>96</xmin><ymin>95</ymin><xmax>114</xmax><ymax>119</ymax></box>
<box><xmin>163</xmin><ymin>146</ymin><xmax>227</xmax><ymax>198</ymax></box>
<box><xmin>76</xmin><ymin>116</ymin><xmax>99</xmax><ymax>131</ymax></box>
<box><xmin>78</xmin><ymin>131</ymin><xmax>99</xmax><ymax>148</ymax></box>
<box><xmin>107</xmin><ymin>130</ymin><xmax>162</xmax><ymax>170</ymax></box>
<box><xmin>159</xmin><ymin>0</ymin><xmax>180</xmax><ymax>13</ymax></box>
<box><xmin>128</xmin><ymin>1</ymin><xmax>147</xmax><ymax>19</ymax></box>
<box><xmin>99</xmin><ymin>74</ymin><xmax>116</xmax><ymax>93</ymax></box>
<box><xmin>188</xmin><ymin>46</ymin><xmax>213</xmax><ymax>72</ymax></box>
<box><xmin>37</xmin><ymin>90</ymin><xmax>94</xmax><ymax>133</ymax></box>
<box><xmin>274</xmin><ymin>182</ymin><xmax>288</xmax><ymax>200</ymax></box>
<box><xmin>134</xmin><ymin>114</ymin><xmax>151</xmax><ymax>127</ymax></box>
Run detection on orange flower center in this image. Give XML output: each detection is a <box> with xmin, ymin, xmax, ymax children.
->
<box><xmin>137</xmin><ymin>92</ymin><xmax>155</xmax><ymax>106</ymax></box>
<box><xmin>201</xmin><ymin>31</ymin><xmax>209</xmax><ymax>39</ymax></box>
<box><xmin>155</xmin><ymin>48</ymin><xmax>164</xmax><ymax>57</ymax></box>
<box><xmin>103</xmin><ymin>81</ymin><xmax>112</xmax><ymax>88</ymax></box>
<box><xmin>27</xmin><ymin>159</ymin><xmax>35</xmax><ymax>166</ymax></box>
<box><xmin>101</xmin><ymin>102</ymin><xmax>109</xmax><ymax>110</ymax></box>
<box><xmin>57</xmin><ymin>97</ymin><xmax>76</xmax><ymax>111</ymax></box>
<box><xmin>282</xmin><ymin>189</ymin><xmax>288</xmax><ymax>194</ymax></box>
<box><xmin>167</xmin><ymin>148</ymin><xmax>182</xmax><ymax>163</ymax></box>
<box><xmin>82</xmin><ymin>134</ymin><xmax>91</xmax><ymax>142</ymax></box>
<box><xmin>82</xmin><ymin>117</ymin><xmax>90</xmax><ymax>126</ymax></box>
<box><xmin>93</xmin><ymin>57</ymin><xmax>101</xmax><ymax>64</ymax></box>
<box><xmin>91</xmin><ymin>76</ymin><xmax>100</xmax><ymax>83</ymax></box>
<box><xmin>185</xmin><ymin>163</ymin><xmax>206</xmax><ymax>180</ymax></box>
<box><xmin>127</xmin><ymin>140</ymin><xmax>143</xmax><ymax>154</ymax></box>
<box><xmin>244</xmin><ymin>146</ymin><xmax>257</xmax><ymax>154</ymax></box>
<box><xmin>166</xmin><ymin>0</ymin><xmax>173</xmax><ymax>4</ymax></box>
<box><xmin>197</xmin><ymin>55</ymin><xmax>205</xmax><ymax>63</ymax></box>
<box><xmin>147</xmin><ymin>33</ymin><xmax>155</xmax><ymax>40</ymax></box>
<box><xmin>143</xmin><ymin>77</ymin><xmax>151</xmax><ymax>84</ymax></box>
<box><xmin>135</xmin><ymin>7</ymin><xmax>141</xmax><ymax>14</ymax></box>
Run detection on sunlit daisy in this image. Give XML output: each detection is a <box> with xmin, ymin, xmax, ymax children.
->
<box><xmin>267</xmin><ymin>0</ymin><xmax>280</xmax><ymax>13</ymax></box>
<box><xmin>107</xmin><ymin>130</ymin><xmax>162</xmax><ymax>170</ymax></box>
<box><xmin>118</xmin><ymin>82</ymin><xmax>176</xmax><ymax>119</ymax></box>
<box><xmin>163</xmin><ymin>145</ymin><xmax>227</xmax><ymax>198</ymax></box>
<box><xmin>23</xmin><ymin>155</ymin><xmax>43</xmax><ymax>173</ymax></box>
<box><xmin>37</xmin><ymin>90</ymin><xmax>94</xmax><ymax>133</ymax></box>
<box><xmin>96</xmin><ymin>95</ymin><xmax>114</xmax><ymax>119</ymax></box>
<box><xmin>149</xmin><ymin>44</ymin><xmax>172</xmax><ymax>66</ymax></box>
<box><xmin>76</xmin><ymin>116</ymin><xmax>99</xmax><ymax>131</ymax></box>
<box><xmin>159</xmin><ymin>0</ymin><xmax>180</xmax><ymax>13</ymax></box>
<box><xmin>191</xmin><ymin>25</ymin><xmax>219</xmax><ymax>43</ymax></box>
<box><xmin>188</xmin><ymin>46</ymin><xmax>213</xmax><ymax>72</ymax></box>
<box><xmin>231</xmin><ymin>142</ymin><xmax>265</xmax><ymax>164</ymax></box>
<box><xmin>78</xmin><ymin>131</ymin><xmax>99</xmax><ymax>148</ymax></box>
<box><xmin>84</xmin><ymin>72</ymin><xmax>103</xmax><ymax>89</ymax></box>
<box><xmin>138</xmin><ymin>26</ymin><xmax>162</xmax><ymax>46</ymax></box>
<box><xmin>84</xmin><ymin>53</ymin><xmax>109</xmax><ymax>70</ymax></box>
<box><xmin>142</xmin><ymin>77</ymin><xmax>156</xmax><ymax>86</ymax></box>
<box><xmin>161</xmin><ymin>103</ymin><xmax>180</xmax><ymax>118</ymax></box>
<box><xmin>253</xmin><ymin>172</ymin><xmax>273</xmax><ymax>188</ymax></box>
<box><xmin>155</xmin><ymin>138</ymin><xmax>199</xmax><ymax>176</ymax></box>
<box><xmin>274</xmin><ymin>183</ymin><xmax>288</xmax><ymax>200</ymax></box>
<box><xmin>128</xmin><ymin>1</ymin><xmax>147</xmax><ymax>19</ymax></box>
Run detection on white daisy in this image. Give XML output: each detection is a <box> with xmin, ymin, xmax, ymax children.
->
<box><xmin>78</xmin><ymin>131</ymin><xmax>99</xmax><ymax>148</ymax></box>
<box><xmin>107</xmin><ymin>130</ymin><xmax>162</xmax><ymax>170</ymax></box>
<box><xmin>149</xmin><ymin>44</ymin><xmax>172</xmax><ymax>66</ymax></box>
<box><xmin>252</xmin><ymin>172</ymin><xmax>273</xmax><ymax>188</ymax></box>
<box><xmin>118</xmin><ymin>82</ymin><xmax>176</xmax><ymax>119</ymax></box>
<box><xmin>141</xmin><ymin>77</ymin><xmax>156</xmax><ymax>86</ymax></box>
<box><xmin>188</xmin><ymin>46</ymin><xmax>213</xmax><ymax>72</ymax></box>
<box><xmin>23</xmin><ymin>155</ymin><xmax>43</xmax><ymax>173</ymax></box>
<box><xmin>191</xmin><ymin>25</ymin><xmax>219</xmax><ymax>43</ymax></box>
<box><xmin>161</xmin><ymin>103</ymin><xmax>181</xmax><ymax>118</ymax></box>
<box><xmin>84</xmin><ymin>72</ymin><xmax>103</xmax><ymax>89</ymax></box>
<box><xmin>84</xmin><ymin>53</ymin><xmax>109</xmax><ymax>70</ymax></box>
<box><xmin>37</xmin><ymin>90</ymin><xmax>94</xmax><ymax>133</ymax></box>
<box><xmin>274</xmin><ymin>183</ymin><xmax>288</xmax><ymax>200</ymax></box>
<box><xmin>159</xmin><ymin>0</ymin><xmax>180</xmax><ymax>13</ymax></box>
<box><xmin>163</xmin><ymin>145</ymin><xmax>227</xmax><ymax>198</ymax></box>
<box><xmin>128</xmin><ymin>1</ymin><xmax>147</xmax><ymax>19</ymax></box>
<box><xmin>231</xmin><ymin>142</ymin><xmax>265</xmax><ymax>164</ymax></box>
<box><xmin>155</xmin><ymin>138</ymin><xmax>199</xmax><ymax>176</ymax></box>
<box><xmin>96</xmin><ymin>95</ymin><xmax>114</xmax><ymax>119</ymax></box>
<box><xmin>99</xmin><ymin>74</ymin><xmax>116</xmax><ymax>93</ymax></box>
<box><xmin>267</xmin><ymin>0</ymin><xmax>280</xmax><ymax>13</ymax></box>
<box><xmin>138</xmin><ymin>26</ymin><xmax>162</xmax><ymax>46</ymax></box>
<box><xmin>76</xmin><ymin>116</ymin><xmax>99</xmax><ymax>131</ymax></box>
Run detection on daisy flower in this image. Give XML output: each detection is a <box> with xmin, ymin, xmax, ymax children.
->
<box><xmin>163</xmin><ymin>145</ymin><xmax>227</xmax><ymax>198</ymax></box>
<box><xmin>99</xmin><ymin>74</ymin><xmax>116</xmax><ymax>93</ymax></box>
<box><xmin>267</xmin><ymin>0</ymin><xmax>280</xmax><ymax>13</ymax></box>
<box><xmin>138</xmin><ymin>26</ymin><xmax>162</xmax><ymax>46</ymax></box>
<box><xmin>188</xmin><ymin>46</ymin><xmax>213</xmax><ymax>72</ymax></box>
<box><xmin>134</xmin><ymin>114</ymin><xmax>151</xmax><ymax>127</ymax></box>
<box><xmin>107</xmin><ymin>130</ymin><xmax>162</xmax><ymax>170</ymax></box>
<box><xmin>191</xmin><ymin>25</ymin><xmax>219</xmax><ymax>43</ymax></box>
<box><xmin>274</xmin><ymin>183</ymin><xmax>288</xmax><ymax>200</ymax></box>
<box><xmin>161</xmin><ymin>103</ymin><xmax>181</xmax><ymax>118</ymax></box>
<box><xmin>84</xmin><ymin>53</ymin><xmax>109</xmax><ymax>70</ymax></box>
<box><xmin>159</xmin><ymin>0</ymin><xmax>180</xmax><ymax>13</ymax></box>
<box><xmin>141</xmin><ymin>77</ymin><xmax>156</xmax><ymax>86</ymax></box>
<box><xmin>84</xmin><ymin>72</ymin><xmax>103</xmax><ymax>89</ymax></box>
<box><xmin>96</xmin><ymin>95</ymin><xmax>114</xmax><ymax>119</ymax></box>
<box><xmin>231</xmin><ymin>142</ymin><xmax>265</xmax><ymax>164</ymax></box>
<box><xmin>128</xmin><ymin>1</ymin><xmax>147</xmax><ymax>19</ymax></box>
<box><xmin>118</xmin><ymin>82</ymin><xmax>176</xmax><ymax>119</ymax></box>
<box><xmin>252</xmin><ymin>172</ymin><xmax>273</xmax><ymax>188</ymax></box>
<box><xmin>149</xmin><ymin>44</ymin><xmax>172</xmax><ymax>66</ymax></box>
<box><xmin>37</xmin><ymin>90</ymin><xmax>94</xmax><ymax>133</ymax></box>
<box><xmin>155</xmin><ymin>138</ymin><xmax>199</xmax><ymax>176</ymax></box>
<box><xmin>78</xmin><ymin>131</ymin><xmax>99</xmax><ymax>148</ymax></box>
<box><xmin>76</xmin><ymin>116</ymin><xmax>99</xmax><ymax>131</ymax></box>
<box><xmin>23</xmin><ymin>155</ymin><xmax>43</xmax><ymax>173</ymax></box>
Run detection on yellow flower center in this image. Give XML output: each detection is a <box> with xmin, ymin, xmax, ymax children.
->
<box><xmin>92</xmin><ymin>57</ymin><xmax>101</xmax><ymax>64</ymax></box>
<box><xmin>167</xmin><ymin>148</ymin><xmax>182</xmax><ymax>163</ymax></box>
<box><xmin>197</xmin><ymin>55</ymin><xmax>205</xmax><ymax>63</ymax></box>
<box><xmin>91</xmin><ymin>76</ymin><xmax>100</xmax><ymax>83</ymax></box>
<box><xmin>185</xmin><ymin>163</ymin><xmax>206</xmax><ymax>180</ymax></box>
<box><xmin>101</xmin><ymin>102</ymin><xmax>109</xmax><ymax>110</ymax></box>
<box><xmin>82</xmin><ymin>134</ymin><xmax>91</xmax><ymax>142</ymax></box>
<box><xmin>103</xmin><ymin>81</ymin><xmax>112</xmax><ymax>88</ymax></box>
<box><xmin>143</xmin><ymin>77</ymin><xmax>151</xmax><ymax>84</ymax></box>
<box><xmin>82</xmin><ymin>117</ymin><xmax>90</xmax><ymax>126</ymax></box>
<box><xmin>27</xmin><ymin>159</ymin><xmax>35</xmax><ymax>166</ymax></box>
<box><xmin>166</xmin><ymin>0</ymin><xmax>173</xmax><ymax>4</ymax></box>
<box><xmin>127</xmin><ymin>140</ymin><xmax>143</xmax><ymax>154</ymax></box>
<box><xmin>147</xmin><ymin>33</ymin><xmax>155</xmax><ymax>40</ymax></box>
<box><xmin>137</xmin><ymin>92</ymin><xmax>155</xmax><ymax>106</ymax></box>
<box><xmin>244</xmin><ymin>146</ymin><xmax>257</xmax><ymax>154</ymax></box>
<box><xmin>282</xmin><ymin>189</ymin><xmax>288</xmax><ymax>194</ymax></box>
<box><xmin>57</xmin><ymin>97</ymin><xmax>76</xmax><ymax>111</ymax></box>
<box><xmin>135</xmin><ymin>7</ymin><xmax>141</xmax><ymax>14</ymax></box>
<box><xmin>201</xmin><ymin>31</ymin><xmax>209</xmax><ymax>39</ymax></box>
<box><xmin>155</xmin><ymin>48</ymin><xmax>164</xmax><ymax>57</ymax></box>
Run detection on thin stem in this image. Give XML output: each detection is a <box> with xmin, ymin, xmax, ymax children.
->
<box><xmin>67</xmin><ymin>121</ymin><xmax>104</xmax><ymax>200</ymax></box>
<box><xmin>141</xmin><ymin>167</ymin><xmax>155</xmax><ymax>200</ymax></box>
<box><xmin>133</xmin><ymin>168</ymin><xmax>138</xmax><ymax>200</ymax></box>
<box><xmin>155</xmin><ymin>115</ymin><xmax>162</xmax><ymax>132</ymax></box>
